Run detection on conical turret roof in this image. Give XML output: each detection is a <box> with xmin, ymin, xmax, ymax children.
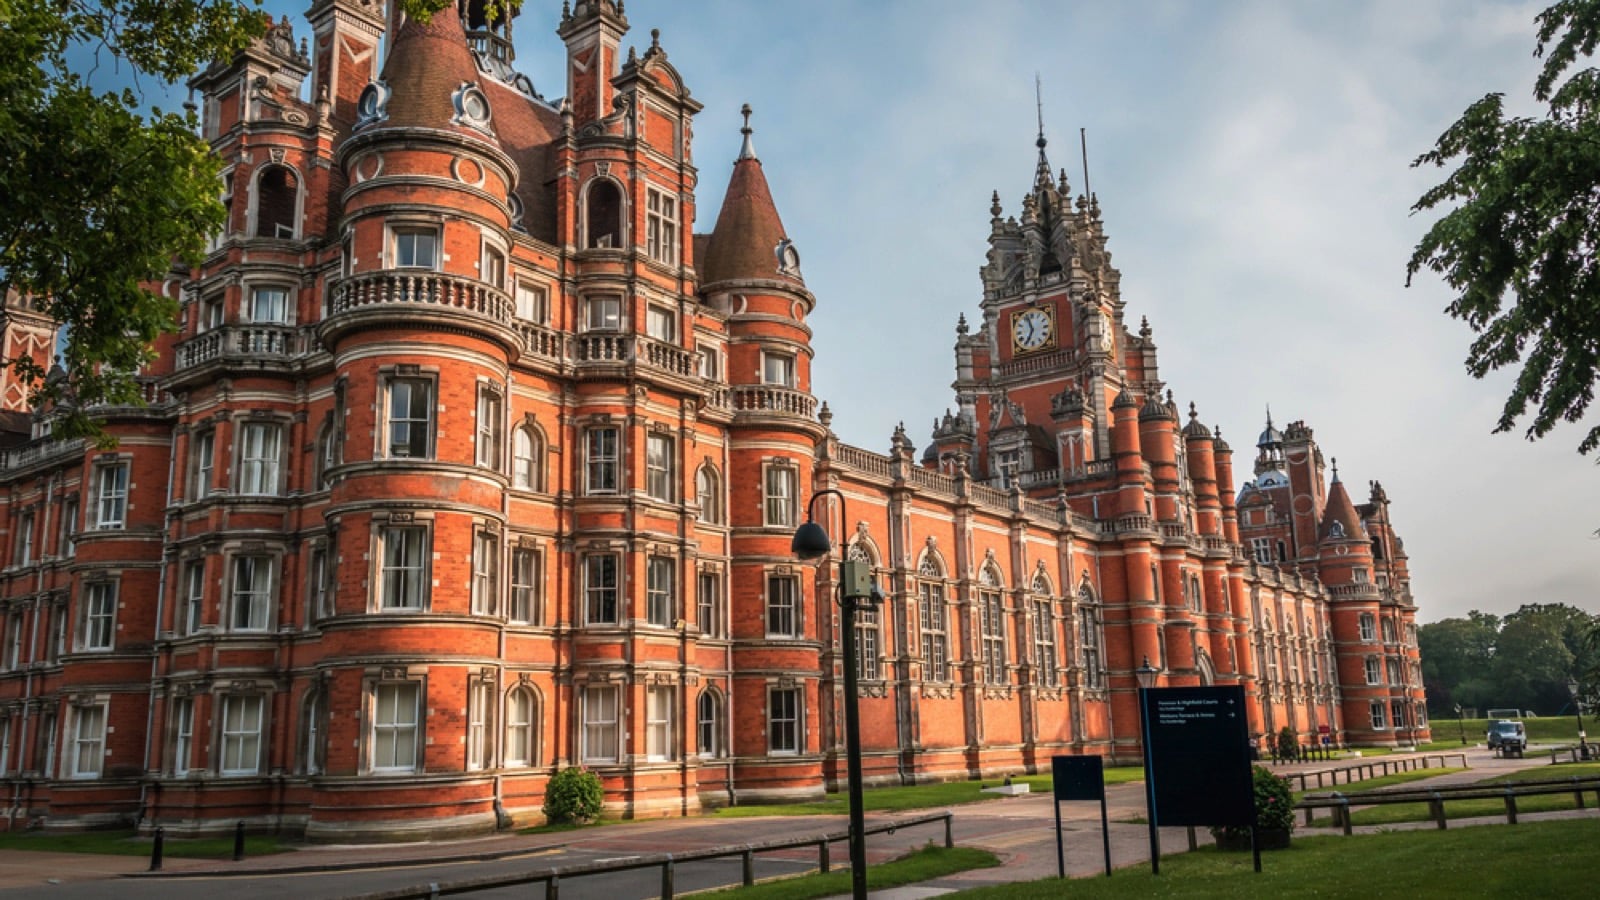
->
<box><xmin>700</xmin><ymin>107</ymin><xmax>802</xmax><ymax>288</ymax></box>
<box><xmin>1320</xmin><ymin>465</ymin><xmax>1368</xmax><ymax>543</ymax></box>
<box><xmin>372</xmin><ymin>6</ymin><xmax>502</xmax><ymax>145</ymax></box>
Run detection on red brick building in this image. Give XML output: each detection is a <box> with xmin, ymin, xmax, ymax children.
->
<box><xmin>0</xmin><ymin>1</ymin><xmax>1426</xmax><ymax>839</ymax></box>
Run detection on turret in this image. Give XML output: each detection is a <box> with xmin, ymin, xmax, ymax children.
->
<box><xmin>558</xmin><ymin>0</ymin><xmax>630</xmax><ymax>125</ymax></box>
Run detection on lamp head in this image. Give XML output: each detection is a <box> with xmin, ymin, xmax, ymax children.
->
<box><xmin>791</xmin><ymin>520</ymin><xmax>832</xmax><ymax>561</ymax></box>
<box><xmin>1136</xmin><ymin>654</ymin><xmax>1159</xmax><ymax>689</ymax></box>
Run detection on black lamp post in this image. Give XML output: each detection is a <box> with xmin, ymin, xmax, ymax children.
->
<box><xmin>792</xmin><ymin>487</ymin><xmax>880</xmax><ymax>900</ymax></box>
<box><xmin>1567</xmin><ymin>677</ymin><xmax>1587</xmax><ymax>749</ymax></box>
<box><xmin>1135</xmin><ymin>655</ymin><xmax>1161</xmax><ymax>875</ymax></box>
<box><xmin>1453</xmin><ymin>703</ymin><xmax>1465</xmax><ymax>747</ymax></box>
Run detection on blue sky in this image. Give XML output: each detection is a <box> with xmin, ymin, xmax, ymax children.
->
<box><xmin>222</xmin><ymin>0</ymin><xmax>1590</xmax><ymax>623</ymax></box>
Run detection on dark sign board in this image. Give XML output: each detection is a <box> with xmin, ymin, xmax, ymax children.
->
<box><xmin>1052</xmin><ymin>755</ymin><xmax>1105</xmax><ymax>801</ymax></box>
<box><xmin>1141</xmin><ymin>685</ymin><xmax>1253</xmax><ymax>827</ymax></box>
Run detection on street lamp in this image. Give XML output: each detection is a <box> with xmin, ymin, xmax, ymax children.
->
<box><xmin>1567</xmin><ymin>678</ymin><xmax>1587</xmax><ymax>756</ymax></box>
<box><xmin>1135</xmin><ymin>655</ymin><xmax>1160</xmax><ymax>874</ymax></box>
<box><xmin>1453</xmin><ymin>703</ymin><xmax>1465</xmax><ymax>747</ymax></box>
<box><xmin>792</xmin><ymin>487</ymin><xmax>880</xmax><ymax>900</ymax></box>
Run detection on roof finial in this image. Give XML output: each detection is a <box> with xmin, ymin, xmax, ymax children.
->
<box><xmin>738</xmin><ymin>103</ymin><xmax>756</xmax><ymax>161</ymax></box>
<box><xmin>1265</xmin><ymin>404</ymin><xmax>1274</xmax><ymax>429</ymax></box>
<box><xmin>1033</xmin><ymin>73</ymin><xmax>1052</xmax><ymax>188</ymax></box>
<box><xmin>1331</xmin><ymin>457</ymin><xmax>1340</xmax><ymax>482</ymax></box>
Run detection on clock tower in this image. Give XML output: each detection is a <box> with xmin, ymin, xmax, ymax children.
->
<box><xmin>940</xmin><ymin>127</ymin><xmax>1160</xmax><ymax>492</ymax></box>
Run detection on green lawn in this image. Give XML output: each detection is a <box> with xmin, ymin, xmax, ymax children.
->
<box><xmin>941</xmin><ymin>819</ymin><xmax>1599</xmax><ymax>898</ymax></box>
<box><xmin>0</xmin><ymin>828</ymin><xmax>291</xmax><ymax>858</ymax></box>
<box><xmin>694</xmin><ymin>844</ymin><xmax>998</xmax><ymax>900</ymax></box>
<box><xmin>714</xmin><ymin>768</ymin><xmax>1145</xmax><ymax>818</ymax></box>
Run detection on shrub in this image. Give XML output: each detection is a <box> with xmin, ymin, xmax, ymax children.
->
<box><xmin>543</xmin><ymin>766</ymin><xmax>603</xmax><ymax>824</ymax></box>
<box><xmin>1211</xmin><ymin>765</ymin><xmax>1296</xmax><ymax>843</ymax></box>
<box><xmin>1277</xmin><ymin>725</ymin><xmax>1300</xmax><ymax>760</ymax></box>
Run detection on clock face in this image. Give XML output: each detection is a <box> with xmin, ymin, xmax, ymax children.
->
<box><xmin>1012</xmin><ymin>308</ymin><xmax>1054</xmax><ymax>352</ymax></box>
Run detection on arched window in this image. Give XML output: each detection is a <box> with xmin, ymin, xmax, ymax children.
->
<box><xmin>917</xmin><ymin>552</ymin><xmax>949</xmax><ymax>682</ymax></box>
<box><xmin>301</xmin><ymin>686</ymin><xmax>326</xmax><ymax>775</ymax></box>
<box><xmin>847</xmin><ymin>540</ymin><xmax>881</xmax><ymax>680</ymax></box>
<box><xmin>512</xmin><ymin>425</ymin><xmax>544</xmax><ymax>492</ymax></box>
<box><xmin>504</xmin><ymin>685</ymin><xmax>538</xmax><ymax>767</ymax></box>
<box><xmin>585</xmin><ymin>180</ymin><xmax>623</xmax><ymax>249</ymax></box>
<box><xmin>696</xmin><ymin>689</ymin><xmax>724</xmax><ymax>758</ymax></box>
<box><xmin>1077</xmin><ymin>583</ymin><xmax>1106</xmax><ymax>689</ymax></box>
<box><xmin>253</xmin><ymin>164</ymin><xmax>300</xmax><ymax>239</ymax></box>
<box><xmin>1030</xmin><ymin>573</ymin><xmax>1057</xmax><ymax>687</ymax></box>
<box><xmin>979</xmin><ymin>563</ymin><xmax>1007</xmax><ymax>684</ymax></box>
<box><xmin>695</xmin><ymin>465</ymin><xmax>722</xmax><ymax>524</ymax></box>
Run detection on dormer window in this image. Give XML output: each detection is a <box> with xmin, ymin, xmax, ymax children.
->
<box><xmin>355</xmin><ymin>81</ymin><xmax>391</xmax><ymax>130</ymax></box>
<box><xmin>452</xmin><ymin>83</ymin><xmax>494</xmax><ymax>135</ymax></box>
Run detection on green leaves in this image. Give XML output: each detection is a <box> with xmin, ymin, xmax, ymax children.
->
<box><xmin>1409</xmin><ymin>0</ymin><xmax>1600</xmax><ymax>454</ymax></box>
<box><xmin>0</xmin><ymin>2</ymin><xmax>263</xmax><ymax>438</ymax></box>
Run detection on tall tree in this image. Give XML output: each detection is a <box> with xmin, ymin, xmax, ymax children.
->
<box><xmin>1408</xmin><ymin>0</ymin><xmax>1600</xmax><ymax>454</ymax></box>
<box><xmin>0</xmin><ymin>0</ymin><xmax>482</xmax><ymax>440</ymax></box>
<box><xmin>0</xmin><ymin>1</ymin><xmax>267</xmax><ymax>438</ymax></box>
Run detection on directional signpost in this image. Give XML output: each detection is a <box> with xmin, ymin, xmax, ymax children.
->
<box><xmin>1051</xmin><ymin>755</ymin><xmax>1112</xmax><ymax>878</ymax></box>
<box><xmin>1138</xmin><ymin>684</ymin><xmax>1256</xmax><ymax>874</ymax></box>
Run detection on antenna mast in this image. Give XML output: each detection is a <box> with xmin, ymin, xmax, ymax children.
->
<box><xmin>1081</xmin><ymin>127</ymin><xmax>1092</xmax><ymax>199</ymax></box>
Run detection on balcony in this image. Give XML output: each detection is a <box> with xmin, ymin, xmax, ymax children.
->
<box><xmin>174</xmin><ymin>324</ymin><xmax>313</xmax><ymax>372</ymax></box>
<box><xmin>324</xmin><ymin>271</ymin><xmax>516</xmax><ymax>350</ymax></box>
<box><xmin>572</xmin><ymin>333</ymin><xmax>702</xmax><ymax>386</ymax></box>
<box><xmin>728</xmin><ymin>385</ymin><xmax>816</xmax><ymax>418</ymax></box>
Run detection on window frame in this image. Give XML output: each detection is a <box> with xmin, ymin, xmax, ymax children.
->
<box><xmin>92</xmin><ymin>461</ymin><xmax>130</xmax><ymax>530</ymax></box>
<box><xmin>236</xmin><ymin>421</ymin><xmax>284</xmax><ymax>496</ymax></box>
<box><xmin>219</xmin><ymin>694</ymin><xmax>265</xmax><ymax>776</ymax></box>
<box><xmin>646</xmin><ymin>685</ymin><xmax>674</xmax><ymax>762</ymax></box>
<box><xmin>696</xmin><ymin>569</ymin><xmax>722</xmax><ymax>637</ymax></box>
<box><xmin>81</xmin><ymin>580</ymin><xmax>117</xmax><ymax>651</ymax></box>
<box><xmin>191</xmin><ymin>429</ymin><xmax>215</xmax><ymax>500</ymax></box>
<box><xmin>475</xmin><ymin>384</ymin><xmax>504</xmax><ymax>469</ymax></box>
<box><xmin>583</xmin><ymin>553</ymin><xmax>620</xmax><ymax>625</ymax></box>
<box><xmin>583</xmin><ymin>295</ymin><xmax>622</xmax><ymax>332</ymax></box>
<box><xmin>762</xmin><ymin>351</ymin><xmax>796</xmax><ymax>388</ymax></box>
<box><xmin>377</xmin><ymin>523</ymin><xmax>430</xmax><ymax>611</ymax></box>
<box><xmin>695</xmin><ymin>465</ymin><xmax>722</xmax><ymax>524</ymax></box>
<box><xmin>580</xmin><ymin>684</ymin><xmax>619</xmax><ymax>764</ymax></box>
<box><xmin>696</xmin><ymin>690</ymin><xmax>723</xmax><ymax>759</ymax></box>
<box><xmin>979</xmin><ymin>585</ymin><xmax>1007</xmax><ymax>684</ymax></box>
<box><xmin>383</xmin><ymin>374</ymin><xmax>436</xmax><ymax>460</ymax></box>
<box><xmin>69</xmin><ymin>703</ymin><xmax>106</xmax><ymax>779</ymax></box>
<box><xmin>767</xmin><ymin>686</ymin><xmax>802</xmax><ymax>756</ymax></box>
<box><xmin>246</xmin><ymin>284</ymin><xmax>292</xmax><ymax>325</ymax></box>
<box><xmin>172</xmin><ymin>697</ymin><xmax>194</xmax><ymax>777</ymax></box>
<box><xmin>645</xmin><ymin>433</ymin><xmax>675</xmax><ymax>502</ymax></box>
<box><xmin>919</xmin><ymin>579</ymin><xmax>948</xmax><ymax>682</ymax></box>
<box><xmin>584</xmin><ymin>426</ymin><xmax>620</xmax><ymax>495</ymax></box>
<box><xmin>471</xmin><ymin>529</ymin><xmax>500</xmax><ymax>616</ymax></box>
<box><xmin>646</xmin><ymin>556</ymin><xmax>675</xmax><ymax>627</ymax></box>
<box><xmin>765</xmin><ymin>573</ymin><xmax>800</xmax><ymax>639</ymax></box>
<box><xmin>645</xmin><ymin>187</ymin><xmax>679</xmax><ymax>267</ymax></box>
<box><xmin>763</xmin><ymin>464</ymin><xmax>797</xmax><ymax>529</ymax></box>
<box><xmin>509</xmin><ymin>545</ymin><xmax>540</xmax><ymax>624</ymax></box>
<box><xmin>504</xmin><ymin>686</ymin><xmax>537</xmax><ymax>768</ymax></box>
<box><xmin>370</xmin><ymin>681</ymin><xmax>422</xmax><ymax>773</ymax></box>
<box><xmin>229</xmin><ymin>553</ymin><xmax>274</xmax><ymax>632</ymax></box>
<box><xmin>391</xmin><ymin>225</ymin><xmax>440</xmax><ymax>270</ymax></box>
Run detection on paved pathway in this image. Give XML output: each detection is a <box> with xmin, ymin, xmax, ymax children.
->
<box><xmin>0</xmin><ymin>746</ymin><xmax>1584</xmax><ymax>898</ymax></box>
